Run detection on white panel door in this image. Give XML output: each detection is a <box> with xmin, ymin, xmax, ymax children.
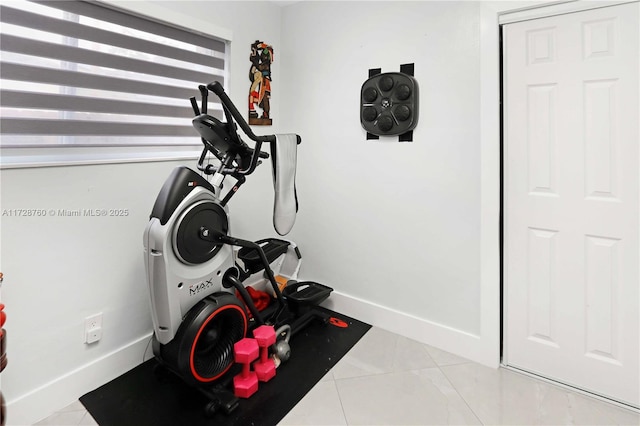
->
<box><xmin>504</xmin><ymin>2</ymin><xmax>639</xmax><ymax>407</ymax></box>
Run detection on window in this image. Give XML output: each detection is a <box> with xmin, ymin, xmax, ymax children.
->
<box><xmin>0</xmin><ymin>0</ymin><xmax>227</xmax><ymax>166</ymax></box>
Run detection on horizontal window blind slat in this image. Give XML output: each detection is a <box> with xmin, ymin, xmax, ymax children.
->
<box><xmin>1</xmin><ymin>63</ymin><xmax>225</xmax><ymax>100</ymax></box>
<box><xmin>1</xmin><ymin>135</ymin><xmax>215</xmax><ymax>147</ymax></box>
<box><xmin>30</xmin><ymin>0</ymin><xmax>226</xmax><ymax>53</ymax></box>
<box><xmin>1</xmin><ymin>34</ymin><xmax>218</xmax><ymax>83</ymax></box>
<box><xmin>0</xmin><ymin>5</ymin><xmax>223</xmax><ymax>69</ymax></box>
<box><xmin>1</xmin><ymin>90</ymin><xmax>196</xmax><ymax>118</ymax></box>
<box><xmin>1</xmin><ymin>0</ymin><xmax>227</xmax><ymax>153</ymax></box>
<box><xmin>1</xmin><ymin>118</ymin><xmax>198</xmax><ymax>137</ymax></box>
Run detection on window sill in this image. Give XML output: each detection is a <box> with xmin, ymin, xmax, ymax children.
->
<box><xmin>0</xmin><ymin>145</ymin><xmax>203</xmax><ymax>169</ymax></box>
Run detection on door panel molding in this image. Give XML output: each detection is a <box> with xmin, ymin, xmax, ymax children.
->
<box><xmin>503</xmin><ymin>2</ymin><xmax>639</xmax><ymax>407</ymax></box>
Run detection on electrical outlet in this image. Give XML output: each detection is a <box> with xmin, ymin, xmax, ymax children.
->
<box><xmin>84</xmin><ymin>313</ymin><xmax>103</xmax><ymax>344</ymax></box>
<box><xmin>85</xmin><ymin>313</ymin><xmax>102</xmax><ymax>330</ymax></box>
<box><xmin>86</xmin><ymin>328</ymin><xmax>102</xmax><ymax>344</ymax></box>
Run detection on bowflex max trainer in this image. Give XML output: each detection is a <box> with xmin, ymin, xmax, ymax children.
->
<box><xmin>143</xmin><ymin>81</ymin><xmax>332</xmax><ymax>415</ymax></box>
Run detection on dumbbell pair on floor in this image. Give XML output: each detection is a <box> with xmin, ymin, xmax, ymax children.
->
<box><xmin>233</xmin><ymin>325</ymin><xmax>290</xmax><ymax>398</ymax></box>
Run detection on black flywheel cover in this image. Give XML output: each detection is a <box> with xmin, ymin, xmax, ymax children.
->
<box><xmin>180</xmin><ymin>293</ymin><xmax>247</xmax><ymax>384</ymax></box>
<box><xmin>189</xmin><ymin>301</ymin><xmax>247</xmax><ymax>382</ymax></box>
<box><xmin>154</xmin><ymin>292</ymin><xmax>247</xmax><ymax>386</ymax></box>
<box><xmin>175</xmin><ymin>201</ymin><xmax>228</xmax><ymax>264</ymax></box>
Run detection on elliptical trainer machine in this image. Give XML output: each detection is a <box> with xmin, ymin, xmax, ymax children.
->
<box><xmin>143</xmin><ymin>81</ymin><xmax>332</xmax><ymax>414</ymax></box>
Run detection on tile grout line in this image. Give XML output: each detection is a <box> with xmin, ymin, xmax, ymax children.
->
<box><xmin>436</xmin><ymin>361</ymin><xmax>486</xmax><ymax>425</ymax></box>
<box><xmin>331</xmin><ymin>376</ymin><xmax>350</xmax><ymax>426</ymax></box>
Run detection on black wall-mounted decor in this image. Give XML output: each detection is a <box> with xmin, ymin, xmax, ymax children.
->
<box><xmin>360</xmin><ymin>64</ymin><xmax>418</xmax><ymax>142</ymax></box>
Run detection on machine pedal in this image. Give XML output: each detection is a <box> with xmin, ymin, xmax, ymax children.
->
<box><xmin>237</xmin><ymin>239</ymin><xmax>291</xmax><ymax>274</ymax></box>
<box><xmin>283</xmin><ymin>281</ymin><xmax>333</xmax><ymax>315</ymax></box>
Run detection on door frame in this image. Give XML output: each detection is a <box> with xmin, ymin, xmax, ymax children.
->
<box><xmin>471</xmin><ymin>0</ymin><xmax>635</xmax><ymax>373</ymax></box>
<box><xmin>492</xmin><ymin>0</ymin><xmax>640</xmax><ymax>410</ymax></box>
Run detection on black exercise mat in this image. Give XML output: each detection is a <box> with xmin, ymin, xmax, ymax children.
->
<box><xmin>80</xmin><ymin>307</ymin><xmax>370</xmax><ymax>426</ymax></box>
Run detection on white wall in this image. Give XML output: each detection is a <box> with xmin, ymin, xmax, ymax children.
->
<box><xmin>274</xmin><ymin>0</ymin><xmax>558</xmax><ymax>371</ymax></box>
<box><xmin>1</xmin><ymin>161</ymin><xmax>179</xmax><ymax>423</ymax></box>
<box><xmin>279</xmin><ymin>0</ymin><xmax>487</xmax><ymax>354</ymax></box>
<box><xmin>0</xmin><ymin>2</ymin><xmax>282</xmax><ymax>425</ymax></box>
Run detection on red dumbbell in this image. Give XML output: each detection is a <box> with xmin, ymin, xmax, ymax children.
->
<box><xmin>252</xmin><ymin>325</ymin><xmax>276</xmax><ymax>382</ymax></box>
<box><xmin>233</xmin><ymin>338</ymin><xmax>259</xmax><ymax>398</ymax></box>
<box><xmin>0</xmin><ymin>303</ymin><xmax>6</xmax><ymax>373</ymax></box>
<box><xmin>1</xmin><ymin>273</ymin><xmax>6</xmax><ymax>426</ymax></box>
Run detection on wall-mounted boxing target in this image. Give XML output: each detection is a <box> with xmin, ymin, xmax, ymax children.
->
<box><xmin>360</xmin><ymin>66</ymin><xmax>418</xmax><ymax>141</ymax></box>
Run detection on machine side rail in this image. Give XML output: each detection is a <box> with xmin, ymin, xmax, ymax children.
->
<box><xmin>199</xmin><ymin>227</ymin><xmax>287</xmax><ymax>310</ymax></box>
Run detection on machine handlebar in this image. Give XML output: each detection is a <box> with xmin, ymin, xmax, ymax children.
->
<box><xmin>207</xmin><ymin>81</ymin><xmax>301</xmax><ymax>145</ymax></box>
<box><xmin>192</xmin><ymin>81</ymin><xmax>302</xmax><ymax>192</ymax></box>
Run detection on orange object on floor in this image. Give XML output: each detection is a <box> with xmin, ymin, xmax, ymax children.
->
<box><xmin>274</xmin><ymin>275</ymin><xmax>288</xmax><ymax>292</ymax></box>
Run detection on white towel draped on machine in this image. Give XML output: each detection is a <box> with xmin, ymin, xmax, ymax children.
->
<box><xmin>271</xmin><ymin>134</ymin><xmax>299</xmax><ymax>235</ymax></box>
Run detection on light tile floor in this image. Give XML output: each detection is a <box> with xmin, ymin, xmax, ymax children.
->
<box><xmin>35</xmin><ymin>327</ymin><xmax>639</xmax><ymax>425</ymax></box>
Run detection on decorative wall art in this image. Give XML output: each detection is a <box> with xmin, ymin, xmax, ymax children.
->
<box><xmin>248</xmin><ymin>40</ymin><xmax>274</xmax><ymax>125</ymax></box>
<box><xmin>360</xmin><ymin>63</ymin><xmax>419</xmax><ymax>141</ymax></box>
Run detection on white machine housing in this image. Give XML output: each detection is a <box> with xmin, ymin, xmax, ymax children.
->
<box><xmin>143</xmin><ymin>185</ymin><xmax>234</xmax><ymax>345</ymax></box>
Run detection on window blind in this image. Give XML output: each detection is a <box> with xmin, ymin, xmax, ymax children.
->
<box><xmin>0</xmin><ymin>0</ymin><xmax>226</xmax><ymax>147</ymax></box>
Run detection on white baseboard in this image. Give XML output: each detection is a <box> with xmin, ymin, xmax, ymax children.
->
<box><xmin>322</xmin><ymin>291</ymin><xmax>497</xmax><ymax>368</ymax></box>
<box><xmin>7</xmin><ymin>333</ymin><xmax>153</xmax><ymax>426</ymax></box>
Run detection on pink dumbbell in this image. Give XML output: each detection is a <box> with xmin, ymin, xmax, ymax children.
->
<box><xmin>252</xmin><ymin>325</ymin><xmax>276</xmax><ymax>382</ymax></box>
<box><xmin>233</xmin><ymin>338</ymin><xmax>259</xmax><ymax>398</ymax></box>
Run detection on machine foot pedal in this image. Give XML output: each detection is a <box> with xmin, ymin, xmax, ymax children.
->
<box><xmin>283</xmin><ymin>281</ymin><xmax>332</xmax><ymax>315</ymax></box>
<box><xmin>238</xmin><ymin>239</ymin><xmax>291</xmax><ymax>274</ymax></box>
